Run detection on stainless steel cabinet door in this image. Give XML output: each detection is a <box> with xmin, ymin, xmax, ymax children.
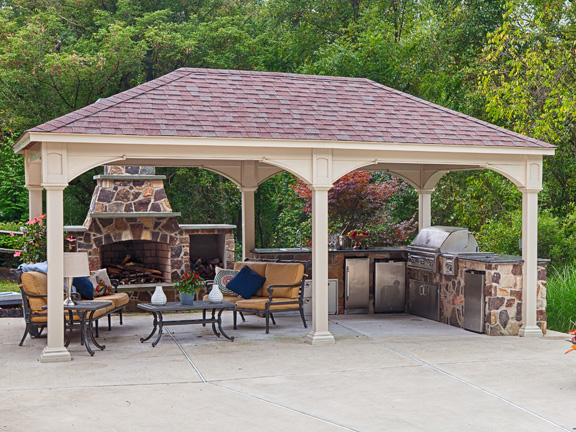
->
<box><xmin>374</xmin><ymin>261</ymin><xmax>406</xmax><ymax>313</ymax></box>
<box><xmin>345</xmin><ymin>258</ymin><xmax>370</xmax><ymax>313</ymax></box>
<box><xmin>408</xmin><ymin>280</ymin><xmax>439</xmax><ymax>321</ymax></box>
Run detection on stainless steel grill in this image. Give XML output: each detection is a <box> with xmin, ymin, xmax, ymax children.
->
<box><xmin>407</xmin><ymin>226</ymin><xmax>479</xmax><ymax>275</ymax></box>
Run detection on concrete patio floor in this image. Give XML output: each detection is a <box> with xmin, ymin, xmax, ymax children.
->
<box><xmin>1</xmin><ymin>312</ymin><xmax>574</xmax><ymax>432</ymax></box>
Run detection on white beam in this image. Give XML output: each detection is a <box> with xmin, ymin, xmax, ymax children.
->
<box><xmin>40</xmin><ymin>185</ymin><xmax>71</xmax><ymax>362</ymax></box>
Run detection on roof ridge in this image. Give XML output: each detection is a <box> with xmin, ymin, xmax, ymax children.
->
<box><xmin>176</xmin><ymin>67</ymin><xmax>366</xmax><ymax>83</ymax></box>
<box><xmin>365</xmin><ymin>80</ymin><xmax>547</xmax><ymax>147</ymax></box>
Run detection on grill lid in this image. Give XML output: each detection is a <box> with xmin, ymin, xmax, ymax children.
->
<box><xmin>409</xmin><ymin>226</ymin><xmax>478</xmax><ymax>253</ymax></box>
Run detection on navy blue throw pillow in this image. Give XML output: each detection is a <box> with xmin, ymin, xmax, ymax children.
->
<box><xmin>73</xmin><ymin>277</ymin><xmax>94</xmax><ymax>300</ymax></box>
<box><xmin>226</xmin><ymin>265</ymin><xmax>265</xmax><ymax>299</ymax></box>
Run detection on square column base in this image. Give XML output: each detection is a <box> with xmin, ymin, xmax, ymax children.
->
<box><xmin>518</xmin><ymin>325</ymin><xmax>543</xmax><ymax>337</ymax></box>
<box><xmin>305</xmin><ymin>331</ymin><xmax>335</xmax><ymax>345</ymax></box>
<box><xmin>40</xmin><ymin>346</ymin><xmax>71</xmax><ymax>363</ymax></box>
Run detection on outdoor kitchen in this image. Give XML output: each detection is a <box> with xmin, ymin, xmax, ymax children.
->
<box><xmin>253</xmin><ymin>226</ymin><xmax>548</xmax><ymax>336</ymax></box>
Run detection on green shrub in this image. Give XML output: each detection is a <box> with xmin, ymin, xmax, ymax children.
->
<box><xmin>546</xmin><ymin>264</ymin><xmax>576</xmax><ymax>333</ymax></box>
<box><xmin>0</xmin><ymin>221</ymin><xmax>23</xmax><ymax>250</ymax></box>
<box><xmin>476</xmin><ymin>209</ymin><xmax>576</xmax><ymax>268</ymax></box>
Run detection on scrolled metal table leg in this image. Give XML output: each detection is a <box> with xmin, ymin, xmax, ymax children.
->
<box><xmin>80</xmin><ymin>311</ymin><xmax>96</xmax><ymax>356</ymax></box>
<box><xmin>217</xmin><ymin>309</ymin><xmax>234</xmax><ymax>341</ymax></box>
<box><xmin>211</xmin><ymin>308</ymin><xmax>220</xmax><ymax>337</ymax></box>
<box><xmin>88</xmin><ymin>311</ymin><xmax>106</xmax><ymax>352</ymax></box>
<box><xmin>140</xmin><ymin>311</ymin><xmax>159</xmax><ymax>342</ymax></box>
<box><xmin>151</xmin><ymin>312</ymin><xmax>164</xmax><ymax>347</ymax></box>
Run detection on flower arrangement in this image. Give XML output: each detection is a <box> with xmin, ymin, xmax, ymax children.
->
<box><xmin>347</xmin><ymin>230</ymin><xmax>370</xmax><ymax>239</ymax></box>
<box><xmin>174</xmin><ymin>271</ymin><xmax>205</xmax><ymax>295</ymax></box>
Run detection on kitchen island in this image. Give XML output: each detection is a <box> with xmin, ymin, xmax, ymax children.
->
<box><xmin>251</xmin><ymin>248</ymin><xmax>548</xmax><ymax>335</ymax></box>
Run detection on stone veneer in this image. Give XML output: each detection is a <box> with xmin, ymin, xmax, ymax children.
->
<box><xmin>77</xmin><ymin>166</ymin><xmax>189</xmax><ymax>280</ymax></box>
<box><xmin>411</xmin><ymin>256</ymin><xmax>547</xmax><ymax>336</ymax></box>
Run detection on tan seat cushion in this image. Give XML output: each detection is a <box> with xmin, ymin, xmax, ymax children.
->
<box><xmin>99</xmin><ymin>292</ymin><xmax>129</xmax><ymax>309</ymax></box>
<box><xmin>263</xmin><ymin>263</ymin><xmax>304</xmax><ymax>298</ymax></box>
<box><xmin>233</xmin><ymin>262</ymin><xmax>268</xmax><ymax>297</ymax></box>
<box><xmin>236</xmin><ymin>297</ymin><xmax>300</xmax><ymax>311</ymax></box>
<box><xmin>21</xmin><ymin>272</ymin><xmax>48</xmax><ymax>313</ymax></box>
<box><xmin>202</xmin><ymin>294</ymin><xmax>241</xmax><ymax>303</ymax></box>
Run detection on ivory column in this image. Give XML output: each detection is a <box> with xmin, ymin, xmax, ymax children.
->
<box><xmin>416</xmin><ymin>188</ymin><xmax>433</xmax><ymax>231</ymax></box>
<box><xmin>240</xmin><ymin>187</ymin><xmax>257</xmax><ymax>260</ymax></box>
<box><xmin>305</xmin><ymin>186</ymin><xmax>336</xmax><ymax>345</ymax></box>
<box><xmin>519</xmin><ymin>188</ymin><xmax>543</xmax><ymax>337</ymax></box>
<box><xmin>40</xmin><ymin>185</ymin><xmax>71</xmax><ymax>362</ymax></box>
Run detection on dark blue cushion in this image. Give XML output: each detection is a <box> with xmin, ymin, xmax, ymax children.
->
<box><xmin>73</xmin><ymin>277</ymin><xmax>94</xmax><ymax>300</ymax></box>
<box><xmin>226</xmin><ymin>265</ymin><xmax>265</xmax><ymax>299</ymax></box>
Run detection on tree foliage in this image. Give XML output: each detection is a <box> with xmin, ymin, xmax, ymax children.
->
<box><xmin>1</xmin><ymin>0</ymin><xmax>574</xmax><ymax>266</ymax></box>
<box><xmin>294</xmin><ymin>171</ymin><xmax>417</xmax><ymax>246</ymax></box>
<box><xmin>480</xmin><ymin>0</ymin><xmax>576</xmax><ymax>216</ymax></box>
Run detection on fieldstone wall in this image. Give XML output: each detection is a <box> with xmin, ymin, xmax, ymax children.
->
<box><xmin>88</xmin><ymin>166</ymin><xmax>174</xmax><ymax>215</ymax></box>
<box><xmin>424</xmin><ymin>257</ymin><xmax>547</xmax><ymax>335</ymax></box>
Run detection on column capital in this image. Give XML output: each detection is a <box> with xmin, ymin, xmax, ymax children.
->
<box><xmin>415</xmin><ymin>188</ymin><xmax>435</xmax><ymax>194</ymax></box>
<box><xmin>519</xmin><ymin>187</ymin><xmax>543</xmax><ymax>194</ymax></box>
<box><xmin>41</xmin><ymin>184</ymin><xmax>68</xmax><ymax>190</ymax></box>
<box><xmin>239</xmin><ymin>186</ymin><xmax>258</xmax><ymax>193</ymax></box>
<box><xmin>309</xmin><ymin>185</ymin><xmax>332</xmax><ymax>192</ymax></box>
<box><xmin>26</xmin><ymin>185</ymin><xmax>44</xmax><ymax>191</ymax></box>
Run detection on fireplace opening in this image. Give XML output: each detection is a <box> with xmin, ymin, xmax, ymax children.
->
<box><xmin>189</xmin><ymin>234</ymin><xmax>225</xmax><ymax>280</ymax></box>
<box><xmin>100</xmin><ymin>240</ymin><xmax>171</xmax><ymax>285</ymax></box>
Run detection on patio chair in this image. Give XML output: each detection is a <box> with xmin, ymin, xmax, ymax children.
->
<box><xmin>11</xmin><ymin>269</ymin><xmax>128</xmax><ymax>345</ymax></box>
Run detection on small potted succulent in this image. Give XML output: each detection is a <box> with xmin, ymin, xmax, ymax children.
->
<box><xmin>174</xmin><ymin>271</ymin><xmax>205</xmax><ymax>305</ymax></box>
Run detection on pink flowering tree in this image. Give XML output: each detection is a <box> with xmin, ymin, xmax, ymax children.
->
<box><xmin>293</xmin><ymin>172</ymin><xmax>417</xmax><ymax>246</ymax></box>
<box><xmin>11</xmin><ymin>214</ymin><xmax>77</xmax><ymax>264</ymax></box>
<box><xmin>13</xmin><ymin>215</ymin><xmax>47</xmax><ymax>263</ymax></box>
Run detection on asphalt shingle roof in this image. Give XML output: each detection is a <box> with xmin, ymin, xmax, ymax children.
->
<box><xmin>28</xmin><ymin>68</ymin><xmax>553</xmax><ymax>148</ymax></box>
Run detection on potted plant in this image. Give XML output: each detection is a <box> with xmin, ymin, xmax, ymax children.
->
<box><xmin>174</xmin><ymin>271</ymin><xmax>205</xmax><ymax>305</ymax></box>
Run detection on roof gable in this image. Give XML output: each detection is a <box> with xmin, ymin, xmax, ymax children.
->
<box><xmin>27</xmin><ymin>68</ymin><xmax>552</xmax><ymax>149</ymax></box>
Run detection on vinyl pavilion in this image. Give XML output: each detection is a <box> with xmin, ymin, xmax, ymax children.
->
<box><xmin>13</xmin><ymin>68</ymin><xmax>555</xmax><ymax>362</ymax></box>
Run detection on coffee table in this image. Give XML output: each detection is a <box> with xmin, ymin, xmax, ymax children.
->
<box><xmin>137</xmin><ymin>301</ymin><xmax>236</xmax><ymax>346</ymax></box>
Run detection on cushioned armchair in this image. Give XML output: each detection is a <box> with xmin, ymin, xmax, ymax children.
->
<box><xmin>12</xmin><ymin>270</ymin><xmax>129</xmax><ymax>346</ymax></box>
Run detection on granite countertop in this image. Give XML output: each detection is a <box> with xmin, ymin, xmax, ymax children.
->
<box><xmin>252</xmin><ymin>247</ymin><xmax>407</xmax><ymax>254</ymax></box>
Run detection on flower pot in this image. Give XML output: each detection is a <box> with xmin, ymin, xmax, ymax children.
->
<box><xmin>180</xmin><ymin>292</ymin><xmax>195</xmax><ymax>305</ymax></box>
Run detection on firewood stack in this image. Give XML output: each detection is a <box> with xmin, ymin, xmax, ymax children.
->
<box><xmin>106</xmin><ymin>255</ymin><xmax>165</xmax><ymax>284</ymax></box>
<box><xmin>192</xmin><ymin>258</ymin><xmax>223</xmax><ymax>280</ymax></box>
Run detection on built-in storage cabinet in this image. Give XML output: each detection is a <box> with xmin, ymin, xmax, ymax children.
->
<box><xmin>407</xmin><ymin>280</ymin><xmax>440</xmax><ymax>321</ymax></box>
<box><xmin>345</xmin><ymin>257</ymin><xmax>370</xmax><ymax>313</ymax></box>
<box><xmin>374</xmin><ymin>260</ymin><xmax>406</xmax><ymax>313</ymax></box>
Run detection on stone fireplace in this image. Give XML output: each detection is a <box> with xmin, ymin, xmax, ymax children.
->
<box><xmin>67</xmin><ymin>165</ymin><xmax>236</xmax><ymax>308</ymax></box>
<box><xmin>76</xmin><ymin>166</ymin><xmax>189</xmax><ymax>281</ymax></box>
